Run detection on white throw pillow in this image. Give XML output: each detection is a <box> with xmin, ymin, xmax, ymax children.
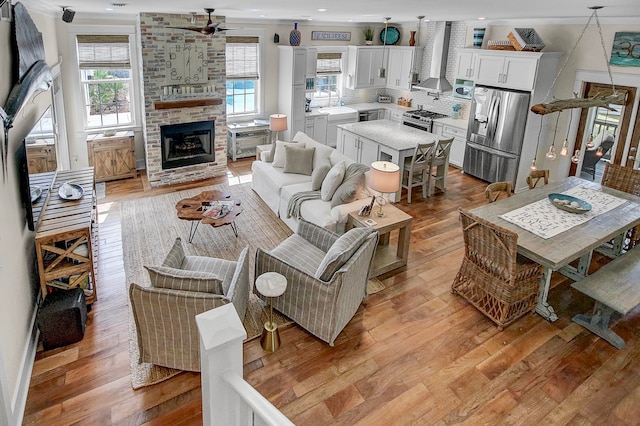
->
<box><xmin>272</xmin><ymin>141</ymin><xmax>305</xmax><ymax>168</ymax></box>
<box><xmin>320</xmin><ymin>161</ymin><xmax>346</xmax><ymax>201</ymax></box>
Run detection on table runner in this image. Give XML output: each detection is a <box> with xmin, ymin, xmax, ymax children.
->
<box><xmin>499</xmin><ymin>186</ymin><xmax>627</xmax><ymax>239</ymax></box>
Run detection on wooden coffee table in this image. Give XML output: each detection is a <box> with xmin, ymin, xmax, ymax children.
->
<box><xmin>175</xmin><ymin>190</ymin><xmax>243</xmax><ymax>242</ymax></box>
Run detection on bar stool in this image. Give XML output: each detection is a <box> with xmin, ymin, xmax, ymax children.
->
<box><xmin>429</xmin><ymin>138</ymin><xmax>454</xmax><ymax>196</ymax></box>
<box><xmin>255</xmin><ymin>272</ymin><xmax>287</xmax><ymax>352</ymax></box>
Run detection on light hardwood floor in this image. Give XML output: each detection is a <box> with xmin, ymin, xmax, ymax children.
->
<box><xmin>23</xmin><ymin>159</ymin><xmax>640</xmax><ymax>425</ymax></box>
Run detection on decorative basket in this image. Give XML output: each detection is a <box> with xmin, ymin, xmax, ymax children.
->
<box><xmin>397</xmin><ymin>100</ymin><xmax>411</xmax><ymax>107</ymax></box>
<box><xmin>507</xmin><ymin>28</ymin><xmax>545</xmax><ymax>51</ymax></box>
<box><xmin>487</xmin><ymin>40</ymin><xmax>516</xmax><ymax>51</ymax></box>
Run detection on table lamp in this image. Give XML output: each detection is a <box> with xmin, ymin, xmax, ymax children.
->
<box><xmin>269</xmin><ymin>113</ymin><xmax>287</xmax><ymax>143</ymax></box>
<box><xmin>369</xmin><ymin>161</ymin><xmax>400</xmax><ymax>217</ymax></box>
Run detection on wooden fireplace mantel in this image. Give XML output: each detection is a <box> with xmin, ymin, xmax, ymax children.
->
<box><xmin>154</xmin><ymin>98</ymin><xmax>223</xmax><ymax>110</ymax></box>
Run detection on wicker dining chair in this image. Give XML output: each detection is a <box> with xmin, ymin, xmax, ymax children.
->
<box><xmin>526</xmin><ymin>169</ymin><xmax>549</xmax><ymax>189</ymax></box>
<box><xmin>451</xmin><ymin>208</ymin><xmax>543</xmax><ymax>329</ymax></box>
<box><xmin>485</xmin><ymin>181</ymin><xmax>513</xmax><ymax>203</ymax></box>
<box><xmin>601</xmin><ymin>162</ymin><xmax>640</xmax><ymax>250</ymax></box>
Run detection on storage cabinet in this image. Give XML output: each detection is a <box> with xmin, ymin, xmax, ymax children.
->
<box><xmin>441</xmin><ymin>123</ymin><xmax>467</xmax><ymax>168</ymax></box>
<box><xmin>87</xmin><ymin>131</ymin><xmax>136</xmax><ymax>182</ymax></box>
<box><xmin>227</xmin><ymin>122</ymin><xmax>271</xmax><ymax>161</ymax></box>
<box><xmin>278</xmin><ymin>47</ymin><xmax>308</xmax><ymax>140</ymax></box>
<box><xmin>455</xmin><ymin>50</ymin><xmax>476</xmax><ymax>79</ymax></box>
<box><xmin>386</xmin><ymin>46</ymin><xmax>423</xmax><ymax>91</ymax></box>
<box><xmin>474</xmin><ymin>53</ymin><xmax>539</xmax><ymax>91</ymax></box>
<box><xmin>305</xmin><ymin>114</ymin><xmax>328</xmax><ymax>144</ymax></box>
<box><xmin>337</xmin><ymin>128</ymin><xmax>379</xmax><ymax>165</ymax></box>
<box><xmin>385</xmin><ymin>109</ymin><xmax>404</xmax><ymax>122</ymax></box>
<box><xmin>26</xmin><ymin>140</ymin><xmax>57</xmax><ymax>174</ymax></box>
<box><xmin>346</xmin><ymin>46</ymin><xmax>387</xmax><ymax>90</ymax></box>
<box><xmin>455</xmin><ymin>49</ymin><xmax>561</xmax><ymax>92</ymax></box>
<box><xmin>35</xmin><ymin>168</ymin><xmax>98</xmax><ymax>305</ymax></box>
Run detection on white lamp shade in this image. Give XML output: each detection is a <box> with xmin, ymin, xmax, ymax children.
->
<box><xmin>269</xmin><ymin>114</ymin><xmax>288</xmax><ymax>132</ymax></box>
<box><xmin>369</xmin><ymin>161</ymin><xmax>400</xmax><ymax>193</ymax></box>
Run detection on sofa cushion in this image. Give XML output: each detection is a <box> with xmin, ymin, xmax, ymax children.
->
<box><xmin>321</xmin><ymin>161</ymin><xmax>346</xmax><ymax>201</ymax></box>
<box><xmin>331</xmin><ymin>163</ymin><xmax>369</xmax><ymax>208</ymax></box>
<box><xmin>315</xmin><ymin>227</ymin><xmax>373</xmax><ymax>281</ymax></box>
<box><xmin>182</xmin><ymin>256</ymin><xmax>238</xmax><ymax>294</ymax></box>
<box><xmin>271</xmin><ymin>234</ymin><xmax>326</xmax><ymax>277</ymax></box>
<box><xmin>273</xmin><ymin>141</ymin><xmax>305</xmax><ymax>168</ymax></box>
<box><xmin>293</xmin><ymin>131</ymin><xmax>333</xmax><ymax>170</ymax></box>
<box><xmin>284</xmin><ymin>146</ymin><xmax>315</xmax><ymax>175</ymax></box>
<box><xmin>145</xmin><ymin>265</ymin><xmax>223</xmax><ymax>294</ymax></box>
<box><xmin>311</xmin><ymin>158</ymin><xmax>331</xmax><ymax>190</ymax></box>
<box><xmin>162</xmin><ymin>237</ymin><xmax>185</xmax><ymax>269</ymax></box>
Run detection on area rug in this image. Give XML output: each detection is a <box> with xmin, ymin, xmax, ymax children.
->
<box><xmin>121</xmin><ymin>182</ymin><xmax>385</xmax><ymax>388</ymax></box>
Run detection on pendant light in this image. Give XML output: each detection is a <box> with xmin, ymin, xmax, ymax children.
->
<box><xmin>596</xmin><ymin>107</ymin><xmax>612</xmax><ymax>157</ymax></box>
<box><xmin>561</xmin><ymin>109</ymin><xmax>573</xmax><ymax>156</ymax></box>
<box><xmin>571</xmin><ymin>150</ymin><xmax>581</xmax><ymax>164</ymax></box>
<box><xmin>377</xmin><ymin>17</ymin><xmax>391</xmax><ymax>78</ymax></box>
<box><xmin>546</xmin><ymin>145</ymin><xmax>557</xmax><ymax>160</ymax></box>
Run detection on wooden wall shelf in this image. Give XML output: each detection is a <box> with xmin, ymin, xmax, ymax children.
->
<box><xmin>154</xmin><ymin>98</ymin><xmax>223</xmax><ymax>110</ymax></box>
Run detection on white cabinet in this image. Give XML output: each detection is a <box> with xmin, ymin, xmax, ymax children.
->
<box><xmin>385</xmin><ymin>109</ymin><xmax>404</xmax><ymax>122</ymax></box>
<box><xmin>441</xmin><ymin>123</ymin><xmax>467</xmax><ymax>168</ymax></box>
<box><xmin>305</xmin><ymin>114</ymin><xmax>328</xmax><ymax>144</ymax></box>
<box><xmin>306</xmin><ymin>48</ymin><xmax>317</xmax><ymax>79</ymax></box>
<box><xmin>386</xmin><ymin>46</ymin><xmax>424</xmax><ymax>90</ymax></box>
<box><xmin>456</xmin><ymin>49</ymin><xmax>560</xmax><ymax>92</ymax></box>
<box><xmin>337</xmin><ymin>128</ymin><xmax>379</xmax><ymax>165</ymax></box>
<box><xmin>474</xmin><ymin>53</ymin><xmax>538</xmax><ymax>91</ymax></box>
<box><xmin>278</xmin><ymin>47</ymin><xmax>308</xmax><ymax>140</ymax></box>
<box><xmin>455</xmin><ymin>50</ymin><xmax>476</xmax><ymax>80</ymax></box>
<box><xmin>346</xmin><ymin>46</ymin><xmax>387</xmax><ymax>90</ymax></box>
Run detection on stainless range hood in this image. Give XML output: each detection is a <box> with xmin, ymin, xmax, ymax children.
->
<box><xmin>413</xmin><ymin>21</ymin><xmax>453</xmax><ymax>93</ymax></box>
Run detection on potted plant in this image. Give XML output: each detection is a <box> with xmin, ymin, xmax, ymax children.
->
<box><xmin>363</xmin><ymin>26</ymin><xmax>374</xmax><ymax>45</ymax></box>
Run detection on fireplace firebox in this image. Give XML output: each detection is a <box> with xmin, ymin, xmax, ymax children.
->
<box><xmin>160</xmin><ymin>120</ymin><xmax>215</xmax><ymax>169</ymax></box>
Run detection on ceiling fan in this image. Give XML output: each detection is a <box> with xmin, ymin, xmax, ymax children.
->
<box><xmin>169</xmin><ymin>8</ymin><xmax>232</xmax><ymax>36</ymax></box>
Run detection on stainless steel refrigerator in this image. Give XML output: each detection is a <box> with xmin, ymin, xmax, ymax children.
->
<box><xmin>463</xmin><ymin>85</ymin><xmax>531</xmax><ymax>185</ymax></box>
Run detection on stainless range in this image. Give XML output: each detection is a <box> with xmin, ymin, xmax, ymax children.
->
<box><xmin>401</xmin><ymin>110</ymin><xmax>448</xmax><ymax>133</ymax></box>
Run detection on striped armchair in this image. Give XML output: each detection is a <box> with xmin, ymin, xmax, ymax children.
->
<box><xmin>254</xmin><ymin>220</ymin><xmax>378</xmax><ymax>346</ymax></box>
<box><xmin>129</xmin><ymin>244</ymin><xmax>250</xmax><ymax>372</ymax></box>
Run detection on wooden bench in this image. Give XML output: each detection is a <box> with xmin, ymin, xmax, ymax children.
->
<box><xmin>571</xmin><ymin>247</ymin><xmax>640</xmax><ymax>349</ymax></box>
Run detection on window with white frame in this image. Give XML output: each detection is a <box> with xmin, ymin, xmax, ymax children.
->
<box><xmin>76</xmin><ymin>34</ymin><xmax>134</xmax><ymax>129</ymax></box>
<box><xmin>313</xmin><ymin>52</ymin><xmax>342</xmax><ymax>105</ymax></box>
<box><xmin>226</xmin><ymin>36</ymin><xmax>260</xmax><ymax>116</ymax></box>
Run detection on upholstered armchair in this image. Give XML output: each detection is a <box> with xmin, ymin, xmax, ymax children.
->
<box><xmin>129</xmin><ymin>238</ymin><xmax>250</xmax><ymax>371</ymax></box>
<box><xmin>254</xmin><ymin>220</ymin><xmax>378</xmax><ymax>346</ymax></box>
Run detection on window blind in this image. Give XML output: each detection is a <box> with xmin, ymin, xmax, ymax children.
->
<box><xmin>226</xmin><ymin>36</ymin><xmax>259</xmax><ymax>80</ymax></box>
<box><xmin>76</xmin><ymin>35</ymin><xmax>131</xmax><ymax>69</ymax></box>
<box><xmin>316</xmin><ymin>52</ymin><xmax>342</xmax><ymax>75</ymax></box>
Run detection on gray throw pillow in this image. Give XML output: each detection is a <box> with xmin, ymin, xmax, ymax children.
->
<box><xmin>331</xmin><ymin>170</ymin><xmax>367</xmax><ymax>207</ymax></box>
<box><xmin>162</xmin><ymin>237</ymin><xmax>185</xmax><ymax>268</ymax></box>
<box><xmin>320</xmin><ymin>161</ymin><xmax>346</xmax><ymax>201</ymax></box>
<box><xmin>315</xmin><ymin>227</ymin><xmax>373</xmax><ymax>281</ymax></box>
<box><xmin>272</xmin><ymin>141</ymin><xmax>305</xmax><ymax>168</ymax></box>
<box><xmin>311</xmin><ymin>159</ymin><xmax>331</xmax><ymax>191</ymax></box>
<box><xmin>145</xmin><ymin>265</ymin><xmax>223</xmax><ymax>294</ymax></box>
<box><xmin>283</xmin><ymin>146</ymin><xmax>315</xmax><ymax>175</ymax></box>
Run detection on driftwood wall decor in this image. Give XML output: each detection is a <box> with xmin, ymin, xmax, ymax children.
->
<box><xmin>0</xmin><ymin>2</ymin><xmax>52</xmax><ymax>181</ymax></box>
<box><xmin>530</xmin><ymin>92</ymin><xmax>627</xmax><ymax>115</ymax></box>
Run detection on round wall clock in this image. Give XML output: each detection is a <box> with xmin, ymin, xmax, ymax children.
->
<box><xmin>380</xmin><ymin>26</ymin><xmax>401</xmax><ymax>45</ymax></box>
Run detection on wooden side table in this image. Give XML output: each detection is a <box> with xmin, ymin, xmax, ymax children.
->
<box><xmin>348</xmin><ymin>204</ymin><xmax>412</xmax><ymax>277</ymax></box>
<box><xmin>255</xmin><ymin>143</ymin><xmax>273</xmax><ymax>160</ymax></box>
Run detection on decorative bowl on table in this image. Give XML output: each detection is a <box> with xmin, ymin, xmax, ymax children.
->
<box><xmin>548</xmin><ymin>193</ymin><xmax>592</xmax><ymax>214</ymax></box>
<box><xmin>59</xmin><ymin>182</ymin><xmax>84</xmax><ymax>200</ymax></box>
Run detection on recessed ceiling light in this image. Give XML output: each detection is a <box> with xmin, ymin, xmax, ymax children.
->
<box><xmin>106</xmin><ymin>7</ymin><xmax>113</xmax><ymax>11</ymax></box>
<box><xmin>318</xmin><ymin>8</ymin><xmax>327</xmax><ymax>12</ymax></box>
<box><xmin>478</xmin><ymin>16</ymin><xmax>486</xmax><ymax>20</ymax></box>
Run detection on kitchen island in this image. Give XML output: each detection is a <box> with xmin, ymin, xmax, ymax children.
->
<box><xmin>337</xmin><ymin>119</ymin><xmax>440</xmax><ymax>201</ymax></box>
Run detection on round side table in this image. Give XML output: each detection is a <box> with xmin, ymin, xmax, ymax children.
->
<box><xmin>255</xmin><ymin>272</ymin><xmax>287</xmax><ymax>352</ymax></box>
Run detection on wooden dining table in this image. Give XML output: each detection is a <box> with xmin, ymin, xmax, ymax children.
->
<box><xmin>470</xmin><ymin>176</ymin><xmax>640</xmax><ymax>322</ymax></box>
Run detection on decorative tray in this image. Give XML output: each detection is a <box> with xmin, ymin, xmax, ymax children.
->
<box><xmin>548</xmin><ymin>193</ymin><xmax>592</xmax><ymax>214</ymax></box>
<box><xmin>59</xmin><ymin>182</ymin><xmax>84</xmax><ymax>200</ymax></box>
<box><xmin>30</xmin><ymin>186</ymin><xmax>42</xmax><ymax>203</ymax></box>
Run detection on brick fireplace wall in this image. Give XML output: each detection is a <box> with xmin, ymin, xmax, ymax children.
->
<box><xmin>138</xmin><ymin>12</ymin><xmax>227</xmax><ymax>187</ymax></box>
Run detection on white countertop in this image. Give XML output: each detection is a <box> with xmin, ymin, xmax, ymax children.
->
<box><xmin>347</xmin><ymin>102</ymin><xmax>412</xmax><ymax>113</ymax></box>
<box><xmin>338</xmin><ymin>120</ymin><xmax>439</xmax><ymax>151</ymax></box>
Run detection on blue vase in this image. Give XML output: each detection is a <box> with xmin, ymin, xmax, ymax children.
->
<box><xmin>289</xmin><ymin>23</ymin><xmax>301</xmax><ymax>46</ymax></box>
<box><xmin>473</xmin><ymin>28</ymin><xmax>486</xmax><ymax>48</ymax></box>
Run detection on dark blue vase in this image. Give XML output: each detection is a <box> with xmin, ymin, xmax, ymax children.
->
<box><xmin>289</xmin><ymin>23</ymin><xmax>301</xmax><ymax>46</ymax></box>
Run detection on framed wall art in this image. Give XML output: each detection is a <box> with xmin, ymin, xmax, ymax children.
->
<box><xmin>610</xmin><ymin>32</ymin><xmax>640</xmax><ymax>67</ymax></box>
<box><xmin>0</xmin><ymin>0</ymin><xmax>11</xmax><ymax>22</ymax></box>
<box><xmin>311</xmin><ymin>31</ymin><xmax>351</xmax><ymax>41</ymax></box>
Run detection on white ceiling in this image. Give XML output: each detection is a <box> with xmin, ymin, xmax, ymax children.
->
<box><xmin>22</xmin><ymin>0</ymin><xmax>640</xmax><ymax>24</ymax></box>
